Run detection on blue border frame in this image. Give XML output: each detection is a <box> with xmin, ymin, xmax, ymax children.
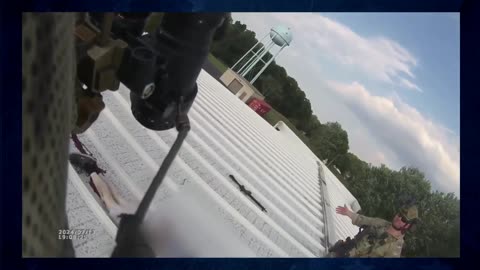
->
<box><xmin>2</xmin><ymin>0</ymin><xmax>476</xmax><ymax>269</ymax></box>
<box><xmin>20</xmin><ymin>0</ymin><xmax>462</xmax><ymax>12</ymax></box>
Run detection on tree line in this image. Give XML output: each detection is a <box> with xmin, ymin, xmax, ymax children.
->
<box><xmin>209</xmin><ymin>18</ymin><xmax>459</xmax><ymax>257</ymax></box>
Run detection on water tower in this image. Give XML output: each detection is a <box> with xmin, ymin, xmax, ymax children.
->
<box><xmin>219</xmin><ymin>26</ymin><xmax>292</xmax><ymax>103</ymax></box>
<box><xmin>232</xmin><ymin>26</ymin><xmax>293</xmax><ymax>84</ymax></box>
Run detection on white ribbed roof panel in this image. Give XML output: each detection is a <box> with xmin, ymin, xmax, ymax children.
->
<box><xmin>66</xmin><ymin>70</ymin><xmax>360</xmax><ymax>257</ymax></box>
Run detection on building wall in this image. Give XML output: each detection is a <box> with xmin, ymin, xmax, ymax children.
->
<box><xmin>220</xmin><ymin>68</ymin><xmax>265</xmax><ymax>104</ymax></box>
<box><xmin>221</xmin><ymin>70</ymin><xmax>240</xmax><ymax>93</ymax></box>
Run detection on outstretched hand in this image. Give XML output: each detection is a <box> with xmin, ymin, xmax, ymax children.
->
<box><xmin>336</xmin><ymin>204</ymin><xmax>352</xmax><ymax>217</ymax></box>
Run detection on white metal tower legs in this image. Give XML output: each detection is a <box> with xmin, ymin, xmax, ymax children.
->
<box><xmin>232</xmin><ymin>43</ymin><xmax>259</xmax><ymax>72</ymax></box>
<box><xmin>240</xmin><ymin>41</ymin><xmax>275</xmax><ymax>78</ymax></box>
<box><xmin>229</xmin><ymin>27</ymin><xmax>292</xmax><ymax>85</ymax></box>
<box><xmin>250</xmin><ymin>44</ymin><xmax>286</xmax><ymax>84</ymax></box>
<box><xmin>237</xmin><ymin>44</ymin><xmax>267</xmax><ymax>75</ymax></box>
<box><xmin>232</xmin><ymin>32</ymin><xmax>270</xmax><ymax>71</ymax></box>
<box><xmin>235</xmin><ymin>33</ymin><xmax>270</xmax><ymax>74</ymax></box>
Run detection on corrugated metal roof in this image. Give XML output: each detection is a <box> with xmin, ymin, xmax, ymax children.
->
<box><xmin>66</xmin><ymin>70</ymin><xmax>360</xmax><ymax>257</ymax></box>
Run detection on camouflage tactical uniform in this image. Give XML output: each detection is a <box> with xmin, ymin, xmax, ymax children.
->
<box><xmin>346</xmin><ymin>213</ymin><xmax>404</xmax><ymax>257</ymax></box>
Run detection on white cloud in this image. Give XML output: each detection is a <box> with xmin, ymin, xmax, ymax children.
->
<box><xmin>232</xmin><ymin>13</ymin><xmax>420</xmax><ymax>89</ymax></box>
<box><xmin>373</xmin><ymin>151</ymin><xmax>387</xmax><ymax>165</ymax></box>
<box><xmin>400</xmin><ymin>78</ymin><xmax>423</xmax><ymax>92</ymax></box>
<box><xmin>230</xmin><ymin>13</ymin><xmax>459</xmax><ymax>195</ymax></box>
<box><xmin>326</xmin><ymin>80</ymin><xmax>459</xmax><ymax>195</ymax></box>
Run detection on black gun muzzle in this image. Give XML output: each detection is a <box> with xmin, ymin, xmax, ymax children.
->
<box><xmin>116</xmin><ymin>13</ymin><xmax>228</xmax><ymax>130</ymax></box>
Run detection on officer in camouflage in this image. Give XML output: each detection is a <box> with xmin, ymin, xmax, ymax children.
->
<box><xmin>328</xmin><ymin>204</ymin><xmax>419</xmax><ymax>257</ymax></box>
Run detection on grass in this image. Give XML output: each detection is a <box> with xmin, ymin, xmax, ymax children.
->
<box><xmin>263</xmin><ymin>108</ymin><xmax>311</xmax><ymax>146</ymax></box>
<box><xmin>208</xmin><ymin>53</ymin><xmax>228</xmax><ymax>73</ymax></box>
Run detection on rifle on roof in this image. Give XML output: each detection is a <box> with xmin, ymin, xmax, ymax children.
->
<box><xmin>229</xmin><ymin>174</ymin><xmax>267</xmax><ymax>213</ymax></box>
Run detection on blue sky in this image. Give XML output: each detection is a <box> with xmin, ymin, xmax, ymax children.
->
<box><xmin>324</xmin><ymin>13</ymin><xmax>460</xmax><ymax>133</ymax></box>
<box><xmin>231</xmin><ymin>13</ymin><xmax>460</xmax><ymax>195</ymax></box>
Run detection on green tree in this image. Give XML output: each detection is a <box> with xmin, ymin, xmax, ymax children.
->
<box><xmin>405</xmin><ymin>190</ymin><xmax>459</xmax><ymax>257</ymax></box>
<box><xmin>339</xmin><ymin>164</ymin><xmax>459</xmax><ymax>257</ymax></box>
<box><xmin>310</xmin><ymin>122</ymin><xmax>349</xmax><ymax>163</ymax></box>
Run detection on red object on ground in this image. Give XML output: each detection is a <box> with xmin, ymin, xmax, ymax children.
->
<box><xmin>248</xmin><ymin>98</ymin><xmax>272</xmax><ymax>116</ymax></box>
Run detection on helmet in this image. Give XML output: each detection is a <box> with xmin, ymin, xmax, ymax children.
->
<box><xmin>399</xmin><ymin>205</ymin><xmax>419</xmax><ymax>223</ymax></box>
